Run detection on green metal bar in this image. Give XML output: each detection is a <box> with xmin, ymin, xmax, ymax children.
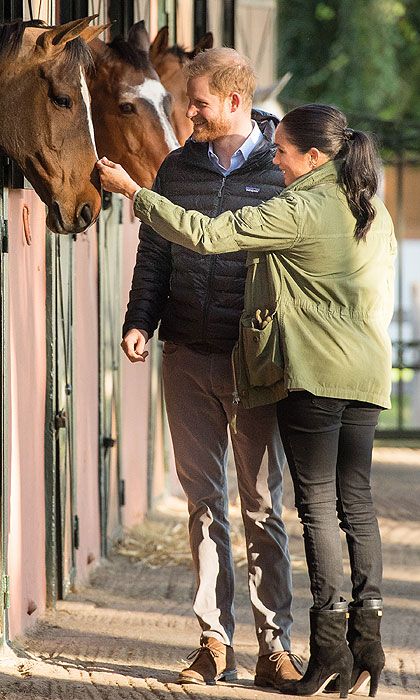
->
<box><xmin>97</xmin><ymin>211</ymin><xmax>107</xmax><ymax>557</ymax></box>
<box><xmin>115</xmin><ymin>198</ymin><xmax>123</xmax><ymax>526</ymax></box>
<box><xmin>68</xmin><ymin>236</ymin><xmax>77</xmax><ymax>590</ymax></box>
<box><xmin>147</xmin><ymin>336</ymin><xmax>159</xmax><ymax>512</ymax></box>
<box><xmin>44</xmin><ymin>229</ymin><xmax>58</xmax><ymax>607</ymax></box>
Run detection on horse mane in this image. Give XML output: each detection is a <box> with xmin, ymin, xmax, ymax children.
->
<box><xmin>107</xmin><ymin>36</ymin><xmax>150</xmax><ymax>70</ymax></box>
<box><xmin>0</xmin><ymin>18</ymin><xmax>93</xmax><ymax>72</ymax></box>
<box><xmin>167</xmin><ymin>44</ymin><xmax>192</xmax><ymax>62</ymax></box>
<box><xmin>0</xmin><ymin>19</ymin><xmax>45</xmax><ymax>58</ymax></box>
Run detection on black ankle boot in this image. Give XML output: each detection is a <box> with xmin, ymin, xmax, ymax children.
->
<box><xmin>275</xmin><ymin>601</ymin><xmax>353</xmax><ymax>697</ymax></box>
<box><xmin>348</xmin><ymin>599</ymin><xmax>385</xmax><ymax>697</ymax></box>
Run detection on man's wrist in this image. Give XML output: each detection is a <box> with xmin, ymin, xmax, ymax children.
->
<box><xmin>129</xmin><ymin>185</ymin><xmax>142</xmax><ymax>200</ymax></box>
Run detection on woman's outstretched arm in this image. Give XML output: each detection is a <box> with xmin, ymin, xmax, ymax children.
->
<box><xmin>96</xmin><ymin>157</ymin><xmax>300</xmax><ymax>254</ymax></box>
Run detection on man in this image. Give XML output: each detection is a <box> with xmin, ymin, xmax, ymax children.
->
<box><xmin>121</xmin><ymin>47</ymin><xmax>301</xmax><ymax>687</ymax></box>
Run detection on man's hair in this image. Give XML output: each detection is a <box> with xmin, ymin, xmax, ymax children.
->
<box><xmin>184</xmin><ymin>47</ymin><xmax>257</xmax><ymax>108</ymax></box>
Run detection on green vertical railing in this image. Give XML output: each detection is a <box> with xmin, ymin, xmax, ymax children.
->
<box><xmin>44</xmin><ymin>230</ymin><xmax>58</xmax><ymax>607</ymax></box>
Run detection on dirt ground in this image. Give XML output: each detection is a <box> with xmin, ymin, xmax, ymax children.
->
<box><xmin>0</xmin><ymin>447</ymin><xmax>419</xmax><ymax>700</ymax></box>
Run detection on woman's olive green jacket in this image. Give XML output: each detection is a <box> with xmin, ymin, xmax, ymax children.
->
<box><xmin>133</xmin><ymin>159</ymin><xmax>397</xmax><ymax>410</ymax></box>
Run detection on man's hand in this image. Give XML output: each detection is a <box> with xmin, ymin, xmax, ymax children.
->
<box><xmin>96</xmin><ymin>157</ymin><xmax>140</xmax><ymax>199</ymax></box>
<box><xmin>121</xmin><ymin>328</ymin><xmax>149</xmax><ymax>363</ymax></box>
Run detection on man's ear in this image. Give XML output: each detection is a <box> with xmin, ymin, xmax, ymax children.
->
<box><xmin>230</xmin><ymin>92</ymin><xmax>241</xmax><ymax>112</ymax></box>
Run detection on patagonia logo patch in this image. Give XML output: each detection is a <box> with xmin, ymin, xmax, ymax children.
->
<box><xmin>245</xmin><ymin>186</ymin><xmax>260</xmax><ymax>193</ymax></box>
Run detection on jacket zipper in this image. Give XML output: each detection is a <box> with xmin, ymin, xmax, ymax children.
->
<box><xmin>215</xmin><ymin>176</ymin><xmax>242</xmax><ymax>425</ymax></box>
<box><xmin>201</xmin><ymin>176</ymin><xmax>226</xmax><ymax>343</ymax></box>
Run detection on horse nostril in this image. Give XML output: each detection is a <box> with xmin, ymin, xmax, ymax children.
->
<box><xmin>79</xmin><ymin>203</ymin><xmax>92</xmax><ymax>227</ymax></box>
<box><xmin>51</xmin><ymin>201</ymin><xmax>64</xmax><ymax>233</ymax></box>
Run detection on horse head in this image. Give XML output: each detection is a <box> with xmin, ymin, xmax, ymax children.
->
<box><xmin>149</xmin><ymin>26</ymin><xmax>213</xmax><ymax>146</ymax></box>
<box><xmin>0</xmin><ymin>16</ymin><xmax>104</xmax><ymax>234</ymax></box>
<box><xmin>88</xmin><ymin>21</ymin><xmax>180</xmax><ymax>189</ymax></box>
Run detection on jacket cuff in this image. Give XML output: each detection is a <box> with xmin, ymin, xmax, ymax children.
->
<box><xmin>133</xmin><ymin>188</ymin><xmax>159</xmax><ymax>220</ymax></box>
<box><xmin>132</xmin><ymin>188</ymin><xmax>142</xmax><ymax>215</ymax></box>
<box><xmin>122</xmin><ymin>323</ymin><xmax>153</xmax><ymax>340</ymax></box>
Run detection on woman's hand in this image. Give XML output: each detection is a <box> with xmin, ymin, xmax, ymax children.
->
<box><xmin>96</xmin><ymin>157</ymin><xmax>140</xmax><ymax>199</ymax></box>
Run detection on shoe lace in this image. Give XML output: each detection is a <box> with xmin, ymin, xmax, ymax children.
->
<box><xmin>269</xmin><ymin>651</ymin><xmax>304</xmax><ymax>672</ymax></box>
<box><xmin>185</xmin><ymin>646</ymin><xmax>220</xmax><ymax>663</ymax></box>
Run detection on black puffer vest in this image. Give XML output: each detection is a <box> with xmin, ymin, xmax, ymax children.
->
<box><xmin>123</xmin><ymin>110</ymin><xmax>284</xmax><ymax>352</ymax></box>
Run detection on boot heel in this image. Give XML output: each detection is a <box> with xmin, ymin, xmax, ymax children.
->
<box><xmin>350</xmin><ymin>665</ymin><xmax>383</xmax><ymax>697</ymax></box>
<box><xmin>347</xmin><ymin>603</ymin><xmax>385</xmax><ymax>698</ymax></box>
<box><xmin>339</xmin><ymin>669</ymin><xmax>351</xmax><ymax>698</ymax></box>
<box><xmin>368</xmin><ymin>665</ymin><xmax>383</xmax><ymax>697</ymax></box>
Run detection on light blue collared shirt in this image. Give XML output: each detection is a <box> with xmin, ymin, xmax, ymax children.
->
<box><xmin>208</xmin><ymin>120</ymin><xmax>264</xmax><ymax>175</ymax></box>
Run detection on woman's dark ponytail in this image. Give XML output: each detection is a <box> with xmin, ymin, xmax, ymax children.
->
<box><xmin>281</xmin><ymin>104</ymin><xmax>381</xmax><ymax>240</ymax></box>
<box><xmin>339</xmin><ymin>129</ymin><xmax>379</xmax><ymax>240</ymax></box>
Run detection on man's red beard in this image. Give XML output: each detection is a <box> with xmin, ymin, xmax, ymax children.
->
<box><xmin>191</xmin><ymin>114</ymin><xmax>231</xmax><ymax>142</ymax></box>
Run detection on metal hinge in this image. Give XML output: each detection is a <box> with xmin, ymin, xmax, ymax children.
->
<box><xmin>2</xmin><ymin>220</ymin><xmax>8</xmax><ymax>254</ymax></box>
<box><xmin>119</xmin><ymin>479</ymin><xmax>125</xmax><ymax>507</ymax></box>
<box><xmin>2</xmin><ymin>575</ymin><xmax>10</xmax><ymax>609</ymax></box>
<box><xmin>55</xmin><ymin>409</ymin><xmax>67</xmax><ymax>430</ymax></box>
<box><xmin>73</xmin><ymin>515</ymin><xmax>80</xmax><ymax>550</ymax></box>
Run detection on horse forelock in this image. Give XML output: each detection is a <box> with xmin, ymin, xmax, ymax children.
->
<box><xmin>106</xmin><ymin>36</ymin><xmax>150</xmax><ymax>71</ymax></box>
<box><xmin>0</xmin><ymin>19</ymin><xmax>93</xmax><ymax>73</ymax></box>
<box><xmin>62</xmin><ymin>37</ymin><xmax>94</xmax><ymax>75</ymax></box>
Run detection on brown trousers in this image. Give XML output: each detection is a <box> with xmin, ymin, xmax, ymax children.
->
<box><xmin>162</xmin><ymin>343</ymin><xmax>293</xmax><ymax>655</ymax></box>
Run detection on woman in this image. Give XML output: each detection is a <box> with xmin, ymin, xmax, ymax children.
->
<box><xmin>97</xmin><ymin>104</ymin><xmax>396</xmax><ymax>698</ymax></box>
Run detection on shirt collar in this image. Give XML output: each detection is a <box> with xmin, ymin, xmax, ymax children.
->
<box><xmin>208</xmin><ymin>120</ymin><xmax>263</xmax><ymax>167</ymax></box>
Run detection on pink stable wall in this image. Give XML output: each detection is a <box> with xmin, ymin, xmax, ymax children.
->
<box><xmin>120</xmin><ymin>201</ymin><xmax>150</xmax><ymax>527</ymax></box>
<box><xmin>7</xmin><ymin>190</ymin><xmax>47</xmax><ymax>638</ymax></box>
<box><xmin>73</xmin><ymin>230</ymin><xmax>101</xmax><ymax>582</ymax></box>
<box><xmin>4</xmin><ymin>193</ymin><xmax>165</xmax><ymax>640</ymax></box>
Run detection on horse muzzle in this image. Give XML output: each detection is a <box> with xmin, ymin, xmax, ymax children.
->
<box><xmin>47</xmin><ymin>199</ymin><xmax>100</xmax><ymax>235</ymax></box>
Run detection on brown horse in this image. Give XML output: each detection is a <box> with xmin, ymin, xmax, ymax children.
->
<box><xmin>88</xmin><ymin>21</ymin><xmax>179</xmax><ymax>189</ymax></box>
<box><xmin>0</xmin><ymin>16</ymin><xmax>103</xmax><ymax>234</ymax></box>
<box><xmin>149</xmin><ymin>26</ymin><xmax>213</xmax><ymax>145</ymax></box>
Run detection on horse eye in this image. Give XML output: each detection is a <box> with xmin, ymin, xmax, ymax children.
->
<box><xmin>53</xmin><ymin>95</ymin><xmax>72</xmax><ymax>109</ymax></box>
<box><xmin>120</xmin><ymin>102</ymin><xmax>135</xmax><ymax>114</ymax></box>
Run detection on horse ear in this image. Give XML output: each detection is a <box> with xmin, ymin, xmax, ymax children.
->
<box><xmin>128</xmin><ymin>20</ymin><xmax>150</xmax><ymax>54</ymax></box>
<box><xmin>191</xmin><ymin>31</ymin><xmax>213</xmax><ymax>57</ymax></box>
<box><xmin>79</xmin><ymin>23</ymin><xmax>111</xmax><ymax>44</ymax></box>
<box><xmin>37</xmin><ymin>15</ymin><xmax>99</xmax><ymax>53</ymax></box>
<box><xmin>149</xmin><ymin>25</ymin><xmax>169</xmax><ymax>62</ymax></box>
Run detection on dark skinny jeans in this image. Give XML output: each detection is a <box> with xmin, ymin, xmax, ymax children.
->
<box><xmin>277</xmin><ymin>391</ymin><xmax>383</xmax><ymax>610</ymax></box>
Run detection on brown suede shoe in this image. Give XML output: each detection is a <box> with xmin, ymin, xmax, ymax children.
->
<box><xmin>254</xmin><ymin>650</ymin><xmax>304</xmax><ymax>687</ymax></box>
<box><xmin>177</xmin><ymin>637</ymin><xmax>238</xmax><ymax>685</ymax></box>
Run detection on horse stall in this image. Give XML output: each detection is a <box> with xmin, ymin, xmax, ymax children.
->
<box><xmin>0</xmin><ymin>191</ymin><xmax>160</xmax><ymax>638</ymax></box>
<box><xmin>0</xmin><ymin>6</ymin><xmax>168</xmax><ymax>647</ymax></box>
<box><xmin>0</xmin><ymin>0</ymin><xmax>280</xmax><ymax>647</ymax></box>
